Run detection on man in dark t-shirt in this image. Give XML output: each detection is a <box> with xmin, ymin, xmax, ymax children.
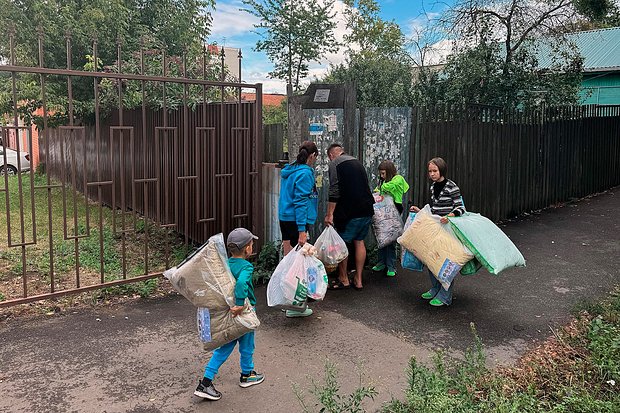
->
<box><xmin>324</xmin><ymin>143</ymin><xmax>374</xmax><ymax>290</ymax></box>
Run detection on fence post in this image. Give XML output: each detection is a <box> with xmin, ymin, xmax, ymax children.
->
<box><xmin>343</xmin><ymin>81</ymin><xmax>357</xmax><ymax>157</ymax></box>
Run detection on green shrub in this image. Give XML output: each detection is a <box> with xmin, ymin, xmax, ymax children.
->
<box><xmin>253</xmin><ymin>241</ymin><xmax>281</xmax><ymax>284</ymax></box>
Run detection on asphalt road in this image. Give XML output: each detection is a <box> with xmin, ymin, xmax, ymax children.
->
<box><xmin>1</xmin><ymin>188</ymin><xmax>618</xmax><ymax>413</ymax></box>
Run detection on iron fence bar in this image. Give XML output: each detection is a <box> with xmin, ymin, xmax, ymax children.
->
<box><xmin>0</xmin><ymin>65</ymin><xmax>260</xmax><ymax>89</ymax></box>
<box><xmin>0</xmin><ymin>273</ymin><xmax>164</xmax><ymax>309</ymax></box>
<box><xmin>36</xmin><ymin>27</ymin><xmax>57</xmax><ymax>293</ymax></box>
<box><xmin>117</xmin><ymin>38</ymin><xmax>128</xmax><ymax>279</ymax></box>
<box><xmin>7</xmin><ymin>26</ymin><xmax>30</xmax><ymax>297</ymax></box>
<box><xmin>254</xmin><ymin>83</ymin><xmax>264</xmax><ymax>242</ymax></box>
<box><xmin>139</xmin><ymin>38</ymin><xmax>150</xmax><ymax>275</ymax></box>
<box><xmin>92</xmin><ymin>35</ymin><xmax>106</xmax><ymax>283</ymax></box>
<box><xmin>181</xmin><ymin>49</ymin><xmax>190</xmax><ymax>247</ymax></box>
<box><xmin>219</xmin><ymin>47</ymin><xmax>226</xmax><ymax>235</ymax></box>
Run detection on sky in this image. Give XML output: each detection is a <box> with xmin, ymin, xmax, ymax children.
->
<box><xmin>208</xmin><ymin>0</ymin><xmax>454</xmax><ymax>94</ymax></box>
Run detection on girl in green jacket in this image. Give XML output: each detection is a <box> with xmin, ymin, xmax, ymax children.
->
<box><xmin>372</xmin><ymin>160</ymin><xmax>409</xmax><ymax>276</ymax></box>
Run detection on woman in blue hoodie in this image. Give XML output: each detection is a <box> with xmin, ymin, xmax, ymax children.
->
<box><xmin>278</xmin><ymin>141</ymin><xmax>319</xmax><ymax>318</ymax></box>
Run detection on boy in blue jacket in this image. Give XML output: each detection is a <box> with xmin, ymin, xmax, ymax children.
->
<box><xmin>194</xmin><ymin>228</ymin><xmax>265</xmax><ymax>401</ymax></box>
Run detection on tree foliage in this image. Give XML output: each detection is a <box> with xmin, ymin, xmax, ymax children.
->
<box><xmin>242</xmin><ymin>0</ymin><xmax>339</xmax><ymax>92</ymax></box>
<box><xmin>0</xmin><ymin>0</ymin><xmax>217</xmax><ymax>124</ymax></box>
<box><xmin>412</xmin><ymin>0</ymin><xmax>599</xmax><ymax>109</ymax></box>
<box><xmin>415</xmin><ymin>36</ymin><xmax>584</xmax><ymax>108</ymax></box>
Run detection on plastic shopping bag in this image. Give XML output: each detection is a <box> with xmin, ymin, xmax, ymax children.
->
<box><xmin>314</xmin><ymin>225</ymin><xmax>349</xmax><ymax>273</ymax></box>
<box><xmin>267</xmin><ymin>248</ymin><xmax>308</xmax><ymax>311</ymax></box>
<box><xmin>372</xmin><ymin>194</ymin><xmax>404</xmax><ymax>249</ymax></box>
<box><xmin>401</xmin><ymin>212</ymin><xmax>423</xmax><ymax>271</ymax></box>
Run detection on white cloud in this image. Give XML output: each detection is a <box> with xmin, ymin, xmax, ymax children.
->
<box><xmin>210</xmin><ymin>1</ymin><xmax>260</xmax><ymax>38</ymax></box>
<box><xmin>243</xmin><ymin>70</ymin><xmax>287</xmax><ymax>94</ymax></box>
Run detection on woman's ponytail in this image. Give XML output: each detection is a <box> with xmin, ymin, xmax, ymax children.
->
<box><xmin>295</xmin><ymin>141</ymin><xmax>318</xmax><ymax>165</ymax></box>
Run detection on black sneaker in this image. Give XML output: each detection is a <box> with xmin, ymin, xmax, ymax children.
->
<box><xmin>239</xmin><ymin>371</ymin><xmax>265</xmax><ymax>388</ymax></box>
<box><xmin>194</xmin><ymin>379</ymin><xmax>222</xmax><ymax>400</ymax></box>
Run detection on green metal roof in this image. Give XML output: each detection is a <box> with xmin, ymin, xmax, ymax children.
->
<box><xmin>536</xmin><ymin>26</ymin><xmax>620</xmax><ymax>72</ymax></box>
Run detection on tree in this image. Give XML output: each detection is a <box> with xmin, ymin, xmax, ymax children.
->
<box><xmin>0</xmin><ymin>0</ymin><xmax>217</xmax><ymax>123</ymax></box>
<box><xmin>242</xmin><ymin>0</ymin><xmax>339</xmax><ymax>92</ymax></box>
<box><xmin>420</xmin><ymin>35</ymin><xmax>584</xmax><ymax>108</ymax></box>
<box><xmin>324</xmin><ymin>0</ymin><xmax>415</xmax><ymax>107</ymax></box>
<box><xmin>406</xmin><ymin>0</ymin><xmax>602</xmax><ymax>109</ymax></box>
<box><xmin>573</xmin><ymin>0</ymin><xmax>620</xmax><ymax>26</ymax></box>
<box><xmin>440</xmin><ymin>0</ymin><xmax>583</xmax><ymax>73</ymax></box>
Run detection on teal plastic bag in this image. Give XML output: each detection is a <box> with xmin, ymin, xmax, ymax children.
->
<box><xmin>448</xmin><ymin>213</ymin><xmax>525</xmax><ymax>275</ymax></box>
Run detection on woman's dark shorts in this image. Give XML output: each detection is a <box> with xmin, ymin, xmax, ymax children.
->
<box><xmin>279</xmin><ymin>220</ymin><xmax>309</xmax><ymax>242</ymax></box>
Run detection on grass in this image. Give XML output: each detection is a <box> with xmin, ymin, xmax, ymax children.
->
<box><xmin>380</xmin><ymin>287</ymin><xmax>620</xmax><ymax>413</ymax></box>
<box><xmin>295</xmin><ymin>287</ymin><xmax>620</xmax><ymax>413</ymax></box>
<box><xmin>0</xmin><ymin>172</ymin><xmax>187</xmax><ymax>302</ymax></box>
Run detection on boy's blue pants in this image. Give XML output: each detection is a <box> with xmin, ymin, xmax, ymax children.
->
<box><xmin>203</xmin><ymin>331</ymin><xmax>255</xmax><ymax>380</ymax></box>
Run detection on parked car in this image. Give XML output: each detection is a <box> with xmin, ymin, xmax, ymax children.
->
<box><xmin>0</xmin><ymin>147</ymin><xmax>30</xmax><ymax>175</ymax></box>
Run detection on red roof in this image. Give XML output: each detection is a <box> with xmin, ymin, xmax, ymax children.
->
<box><xmin>241</xmin><ymin>93</ymin><xmax>286</xmax><ymax>107</ymax></box>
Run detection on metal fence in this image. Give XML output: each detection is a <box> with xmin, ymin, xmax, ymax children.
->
<box><xmin>0</xmin><ymin>28</ymin><xmax>263</xmax><ymax>307</ymax></box>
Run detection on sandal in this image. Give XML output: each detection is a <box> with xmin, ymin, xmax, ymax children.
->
<box><xmin>327</xmin><ymin>280</ymin><xmax>350</xmax><ymax>290</ymax></box>
<box><xmin>351</xmin><ymin>282</ymin><xmax>363</xmax><ymax>290</ymax></box>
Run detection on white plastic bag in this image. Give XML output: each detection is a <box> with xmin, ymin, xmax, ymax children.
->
<box><xmin>267</xmin><ymin>248</ymin><xmax>308</xmax><ymax>311</ymax></box>
<box><xmin>372</xmin><ymin>194</ymin><xmax>404</xmax><ymax>249</ymax></box>
<box><xmin>314</xmin><ymin>225</ymin><xmax>349</xmax><ymax>273</ymax></box>
<box><xmin>267</xmin><ymin>243</ymin><xmax>328</xmax><ymax>309</ymax></box>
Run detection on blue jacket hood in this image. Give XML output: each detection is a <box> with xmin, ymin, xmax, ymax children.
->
<box><xmin>281</xmin><ymin>162</ymin><xmax>311</xmax><ymax>178</ymax></box>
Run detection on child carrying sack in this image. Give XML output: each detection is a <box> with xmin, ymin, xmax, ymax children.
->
<box><xmin>314</xmin><ymin>225</ymin><xmax>349</xmax><ymax>273</ymax></box>
<box><xmin>401</xmin><ymin>212</ymin><xmax>423</xmax><ymax>271</ymax></box>
<box><xmin>163</xmin><ymin>234</ymin><xmax>260</xmax><ymax>351</ymax></box>
<box><xmin>398</xmin><ymin>205</ymin><xmax>473</xmax><ymax>289</ymax></box>
<box><xmin>267</xmin><ymin>243</ymin><xmax>328</xmax><ymax>310</ymax></box>
<box><xmin>448</xmin><ymin>213</ymin><xmax>526</xmax><ymax>274</ymax></box>
<box><xmin>372</xmin><ymin>194</ymin><xmax>404</xmax><ymax>249</ymax></box>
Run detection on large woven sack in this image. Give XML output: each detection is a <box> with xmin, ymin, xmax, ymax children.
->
<box><xmin>397</xmin><ymin>205</ymin><xmax>472</xmax><ymax>289</ymax></box>
<box><xmin>372</xmin><ymin>194</ymin><xmax>404</xmax><ymax>249</ymax></box>
<box><xmin>164</xmin><ymin>233</ymin><xmax>260</xmax><ymax>349</ymax></box>
<box><xmin>448</xmin><ymin>213</ymin><xmax>525</xmax><ymax>275</ymax></box>
<box><xmin>164</xmin><ymin>233</ymin><xmax>235</xmax><ymax>310</ymax></box>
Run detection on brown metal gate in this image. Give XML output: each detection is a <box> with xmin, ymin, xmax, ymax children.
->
<box><xmin>0</xmin><ymin>28</ymin><xmax>263</xmax><ymax>307</ymax></box>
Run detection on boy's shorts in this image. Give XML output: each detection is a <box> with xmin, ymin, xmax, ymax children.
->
<box><xmin>279</xmin><ymin>220</ymin><xmax>309</xmax><ymax>242</ymax></box>
<box><xmin>338</xmin><ymin>216</ymin><xmax>372</xmax><ymax>243</ymax></box>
